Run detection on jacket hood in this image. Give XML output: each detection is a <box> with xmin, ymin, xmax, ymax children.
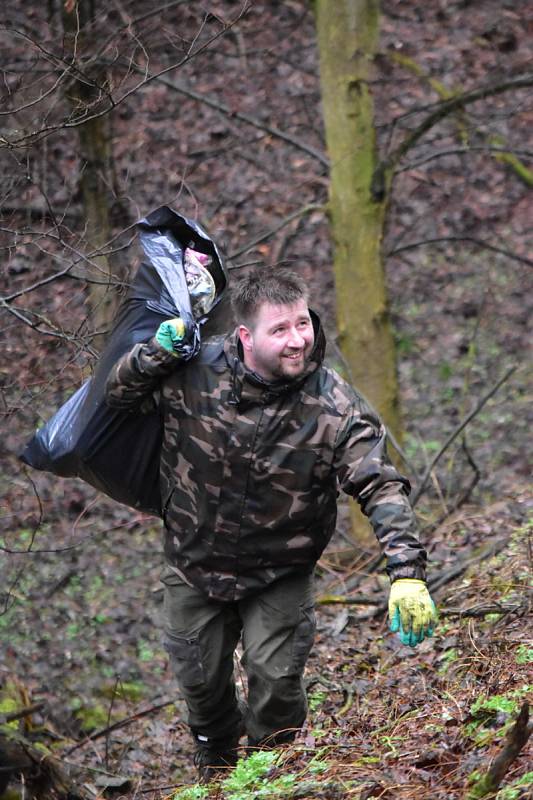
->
<box><xmin>223</xmin><ymin>309</ymin><xmax>326</xmax><ymax>406</ymax></box>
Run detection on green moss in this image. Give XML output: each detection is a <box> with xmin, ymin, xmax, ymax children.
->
<box><xmin>99</xmin><ymin>680</ymin><xmax>146</xmax><ymax>702</ymax></box>
<box><xmin>71</xmin><ymin>699</ymin><xmax>113</xmax><ymax>731</ymax></box>
<box><xmin>0</xmin><ymin>697</ymin><xmax>19</xmax><ymax>730</ymax></box>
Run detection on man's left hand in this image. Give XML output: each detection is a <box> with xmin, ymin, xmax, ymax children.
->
<box><xmin>388</xmin><ymin>578</ymin><xmax>437</xmax><ymax>647</ymax></box>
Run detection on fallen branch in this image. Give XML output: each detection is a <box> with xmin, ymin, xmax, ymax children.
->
<box><xmin>439</xmin><ymin>602</ymin><xmax>527</xmax><ymax>619</ymax></box>
<box><xmin>464</xmin><ymin>702</ymin><xmax>531</xmax><ymax>799</ymax></box>
<box><xmin>316</xmin><ymin>593</ymin><xmax>380</xmax><ymax>606</ymax></box>
<box><xmin>317</xmin><ymin>538</ymin><xmax>511</xmax><ymax>613</ymax></box>
<box><xmin>2</xmin><ymin>703</ymin><xmax>46</xmax><ymax>725</ymax></box>
<box><xmin>65</xmin><ymin>698</ymin><xmax>176</xmax><ymax>755</ymax></box>
<box><xmin>0</xmin><ymin>731</ymin><xmax>94</xmax><ymax>800</ymax></box>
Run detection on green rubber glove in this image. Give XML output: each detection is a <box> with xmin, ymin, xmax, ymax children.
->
<box><xmin>155</xmin><ymin>318</ymin><xmax>186</xmax><ymax>355</ymax></box>
<box><xmin>388</xmin><ymin>578</ymin><xmax>437</xmax><ymax>647</ymax></box>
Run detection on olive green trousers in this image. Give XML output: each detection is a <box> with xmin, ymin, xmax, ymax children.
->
<box><xmin>161</xmin><ymin>569</ymin><xmax>316</xmax><ymax>746</ymax></box>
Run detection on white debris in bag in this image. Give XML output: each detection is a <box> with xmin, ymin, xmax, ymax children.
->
<box><xmin>184</xmin><ymin>246</ymin><xmax>216</xmax><ymax>317</ymax></box>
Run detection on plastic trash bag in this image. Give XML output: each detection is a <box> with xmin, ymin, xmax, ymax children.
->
<box><xmin>20</xmin><ymin>206</ymin><xmax>228</xmax><ymax>516</ymax></box>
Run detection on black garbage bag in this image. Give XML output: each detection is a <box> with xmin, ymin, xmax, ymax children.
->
<box><xmin>20</xmin><ymin>206</ymin><xmax>228</xmax><ymax>516</ymax></box>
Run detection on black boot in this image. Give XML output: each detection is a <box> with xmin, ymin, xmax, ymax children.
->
<box><xmin>193</xmin><ymin>735</ymin><xmax>240</xmax><ymax>783</ymax></box>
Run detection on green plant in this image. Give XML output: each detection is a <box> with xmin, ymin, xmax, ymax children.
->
<box><xmin>173</xmin><ymin>785</ymin><xmax>209</xmax><ymax>800</ymax></box>
<box><xmin>495</xmin><ymin>771</ymin><xmax>533</xmax><ymax>799</ymax></box>
<box><xmin>515</xmin><ymin>644</ymin><xmax>533</xmax><ymax>665</ymax></box>
<box><xmin>220</xmin><ymin>750</ymin><xmax>297</xmax><ymax>799</ymax></box>
<box><xmin>137</xmin><ymin>641</ymin><xmax>155</xmax><ymax>662</ymax></box>
<box><xmin>438</xmin><ymin>647</ymin><xmax>459</xmax><ymax>674</ymax></box>
<box><xmin>465</xmin><ymin>687</ymin><xmax>532</xmax><ymax>741</ymax></box>
<box><xmin>70</xmin><ymin>698</ymin><xmax>113</xmax><ymax>731</ymax></box>
<box><xmin>308</xmin><ymin>753</ymin><xmax>330</xmax><ymax>775</ymax></box>
<box><xmin>308</xmin><ymin>689</ymin><xmax>328</xmax><ymax>713</ymax></box>
<box><xmin>470</xmin><ymin>692</ymin><xmax>522</xmax><ymax>717</ymax></box>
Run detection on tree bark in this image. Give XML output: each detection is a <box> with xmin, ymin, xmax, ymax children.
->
<box><xmin>315</xmin><ymin>0</ymin><xmax>401</xmax><ymax>440</ymax></box>
<box><xmin>62</xmin><ymin>0</ymin><xmax>128</xmax><ymax>347</ymax></box>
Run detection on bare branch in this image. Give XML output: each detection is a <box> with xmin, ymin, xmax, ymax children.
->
<box><xmin>387</xmin><ymin>236</ymin><xmax>533</xmax><ymax>268</ymax></box>
<box><xmin>371</xmin><ymin>72</ymin><xmax>533</xmax><ymax>198</ymax></box>
<box><xmin>411</xmin><ymin>365</ymin><xmax>517</xmax><ymax>506</ymax></box>
<box><xmin>0</xmin><ymin>4</ymin><xmax>251</xmax><ymax>148</ymax></box>
<box><xmin>228</xmin><ymin>203</ymin><xmax>325</xmax><ymax>261</ymax></box>
<box><xmin>124</xmin><ymin>68</ymin><xmax>330</xmax><ymax>166</ymax></box>
<box><xmin>398</xmin><ymin>145</ymin><xmax>533</xmax><ymax>172</ymax></box>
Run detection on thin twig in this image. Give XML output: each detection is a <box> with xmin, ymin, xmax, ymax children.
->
<box><xmin>2</xmin><ymin>704</ymin><xmax>46</xmax><ymax>724</ymax></box>
<box><xmin>387</xmin><ymin>236</ymin><xmax>533</xmax><ymax>268</ymax></box>
<box><xmin>372</xmin><ymin>72</ymin><xmax>533</xmax><ymax>197</ymax></box>
<box><xmin>316</xmin><ymin>594</ymin><xmax>381</xmax><ymax>606</ymax></box>
<box><xmin>228</xmin><ymin>203</ymin><xmax>325</xmax><ymax>261</ymax></box>
<box><xmin>126</xmin><ymin>68</ymin><xmax>330</xmax><ymax>168</ymax></box>
<box><xmin>398</xmin><ymin>145</ymin><xmax>533</xmax><ymax>172</ymax></box>
<box><xmin>411</xmin><ymin>365</ymin><xmax>517</xmax><ymax>506</ymax></box>
<box><xmin>1</xmin><ymin>7</ymin><xmax>251</xmax><ymax>148</ymax></box>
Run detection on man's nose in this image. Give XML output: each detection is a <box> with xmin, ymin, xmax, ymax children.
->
<box><xmin>287</xmin><ymin>327</ymin><xmax>305</xmax><ymax>347</ymax></box>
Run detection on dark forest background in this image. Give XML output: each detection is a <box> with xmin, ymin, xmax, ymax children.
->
<box><xmin>1</xmin><ymin>2</ymin><xmax>531</xmax><ymax>798</ymax></box>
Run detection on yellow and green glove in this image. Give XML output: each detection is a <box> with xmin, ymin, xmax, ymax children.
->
<box><xmin>155</xmin><ymin>318</ymin><xmax>186</xmax><ymax>355</ymax></box>
<box><xmin>388</xmin><ymin>578</ymin><xmax>437</xmax><ymax>647</ymax></box>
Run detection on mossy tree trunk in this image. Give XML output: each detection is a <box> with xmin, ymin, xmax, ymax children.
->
<box><xmin>315</xmin><ymin>0</ymin><xmax>399</xmax><ymax>545</ymax></box>
<box><xmin>315</xmin><ymin>0</ymin><xmax>400</xmax><ymax>440</ymax></box>
<box><xmin>63</xmin><ymin>0</ymin><xmax>127</xmax><ymax>347</ymax></box>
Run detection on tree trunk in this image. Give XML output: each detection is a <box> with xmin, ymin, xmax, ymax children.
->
<box><xmin>62</xmin><ymin>0</ymin><xmax>127</xmax><ymax>348</ymax></box>
<box><xmin>315</xmin><ymin>0</ymin><xmax>401</xmax><ymax>440</ymax></box>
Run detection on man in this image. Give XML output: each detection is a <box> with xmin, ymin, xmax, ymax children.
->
<box><xmin>105</xmin><ymin>270</ymin><xmax>437</xmax><ymax>781</ymax></box>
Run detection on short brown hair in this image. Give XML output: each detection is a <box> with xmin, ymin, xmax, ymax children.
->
<box><xmin>231</xmin><ymin>268</ymin><xmax>309</xmax><ymax>328</ymax></box>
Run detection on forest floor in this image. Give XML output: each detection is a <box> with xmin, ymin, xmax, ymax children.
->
<box><xmin>1</xmin><ymin>454</ymin><xmax>531</xmax><ymax>800</ymax></box>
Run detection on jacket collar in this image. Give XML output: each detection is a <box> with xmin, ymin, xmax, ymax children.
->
<box><xmin>223</xmin><ymin>310</ymin><xmax>326</xmax><ymax>407</ymax></box>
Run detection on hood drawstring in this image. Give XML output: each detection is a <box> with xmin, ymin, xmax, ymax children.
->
<box><xmin>228</xmin><ymin>357</ymin><xmax>241</xmax><ymax>406</ymax></box>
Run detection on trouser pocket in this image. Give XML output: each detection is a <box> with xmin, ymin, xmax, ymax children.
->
<box><xmin>164</xmin><ymin>633</ymin><xmax>205</xmax><ymax>687</ymax></box>
<box><xmin>291</xmin><ymin>603</ymin><xmax>316</xmax><ymax>673</ymax></box>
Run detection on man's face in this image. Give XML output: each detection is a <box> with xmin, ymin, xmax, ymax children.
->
<box><xmin>238</xmin><ymin>298</ymin><xmax>315</xmax><ymax>382</ymax></box>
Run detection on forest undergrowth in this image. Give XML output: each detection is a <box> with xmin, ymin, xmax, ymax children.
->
<box><xmin>1</xmin><ymin>470</ymin><xmax>531</xmax><ymax>800</ymax></box>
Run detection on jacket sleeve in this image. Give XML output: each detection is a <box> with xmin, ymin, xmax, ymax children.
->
<box><xmin>333</xmin><ymin>399</ymin><xmax>427</xmax><ymax>582</ymax></box>
<box><xmin>105</xmin><ymin>338</ymin><xmax>182</xmax><ymax>410</ymax></box>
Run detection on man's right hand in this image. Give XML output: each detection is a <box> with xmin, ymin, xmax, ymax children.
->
<box><xmin>155</xmin><ymin>318</ymin><xmax>186</xmax><ymax>355</ymax></box>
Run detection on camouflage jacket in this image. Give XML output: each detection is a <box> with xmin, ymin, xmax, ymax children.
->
<box><xmin>105</xmin><ymin>315</ymin><xmax>427</xmax><ymax>601</ymax></box>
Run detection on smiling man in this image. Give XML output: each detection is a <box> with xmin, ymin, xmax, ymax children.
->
<box><xmin>105</xmin><ymin>269</ymin><xmax>436</xmax><ymax>782</ymax></box>
<box><xmin>237</xmin><ymin>295</ymin><xmax>314</xmax><ymax>381</ymax></box>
